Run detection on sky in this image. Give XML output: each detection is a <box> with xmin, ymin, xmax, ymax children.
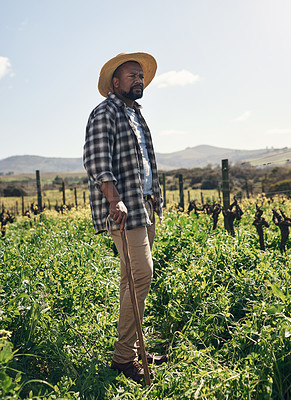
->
<box><xmin>1</xmin><ymin>0</ymin><xmax>291</xmax><ymax>160</ymax></box>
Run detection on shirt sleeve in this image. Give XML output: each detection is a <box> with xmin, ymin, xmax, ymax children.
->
<box><xmin>83</xmin><ymin>107</ymin><xmax>117</xmax><ymax>190</ymax></box>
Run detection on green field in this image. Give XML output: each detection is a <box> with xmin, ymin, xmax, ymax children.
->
<box><xmin>1</xmin><ymin>198</ymin><xmax>290</xmax><ymax>399</ymax></box>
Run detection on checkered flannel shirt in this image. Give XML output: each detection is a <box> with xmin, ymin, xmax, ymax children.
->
<box><xmin>83</xmin><ymin>92</ymin><xmax>163</xmax><ymax>234</ymax></box>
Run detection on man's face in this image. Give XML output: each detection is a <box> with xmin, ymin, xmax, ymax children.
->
<box><xmin>112</xmin><ymin>62</ymin><xmax>144</xmax><ymax>101</ymax></box>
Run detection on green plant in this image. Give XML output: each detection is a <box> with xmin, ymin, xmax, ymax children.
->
<box><xmin>0</xmin><ymin>199</ymin><xmax>290</xmax><ymax>399</ymax></box>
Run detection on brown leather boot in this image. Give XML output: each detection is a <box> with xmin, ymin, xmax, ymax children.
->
<box><xmin>111</xmin><ymin>360</ymin><xmax>144</xmax><ymax>383</ymax></box>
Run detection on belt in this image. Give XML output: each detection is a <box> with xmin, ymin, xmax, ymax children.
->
<box><xmin>143</xmin><ymin>194</ymin><xmax>152</xmax><ymax>201</ymax></box>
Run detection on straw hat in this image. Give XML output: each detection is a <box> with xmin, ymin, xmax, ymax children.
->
<box><xmin>98</xmin><ymin>52</ymin><xmax>157</xmax><ymax>97</ymax></box>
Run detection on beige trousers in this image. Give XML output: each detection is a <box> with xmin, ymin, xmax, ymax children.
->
<box><xmin>111</xmin><ymin>199</ymin><xmax>155</xmax><ymax>363</ymax></box>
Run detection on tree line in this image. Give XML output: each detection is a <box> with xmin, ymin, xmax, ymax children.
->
<box><xmin>161</xmin><ymin>163</ymin><xmax>291</xmax><ymax>197</ymax></box>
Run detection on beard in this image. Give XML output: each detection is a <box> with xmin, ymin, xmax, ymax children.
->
<box><xmin>120</xmin><ymin>85</ymin><xmax>144</xmax><ymax>100</ymax></box>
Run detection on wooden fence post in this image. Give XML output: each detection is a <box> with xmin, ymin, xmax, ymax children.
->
<box><xmin>178</xmin><ymin>174</ymin><xmax>184</xmax><ymax>211</ymax></box>
<box><xmin>21</xmin><ymin>196</ymin><xmax>25</xmax><ymax>216</ymax></box>
<box><xmin>162</xmin><ymin>173</ymin><xmax>166</xmax><ymax>207</ymax></box>
<box><xmin>221</xmin><ymin>159</ymin><xmax>230</xmax><ymax>231</ymax></box>
<box><xmin>36</xmin><ymin>170</ymin><xmax>42</xmax><ymax>212</ymax></box>
<box><xmin>245</xmin><ymin>178</ymin><xmax>249</xmax><ymax>199</ymax></box>
<box><xmin>200</xmin><ymin>191</ymin><xmax>204</xmax><ymax>204</ymax></box>
<box><xmin>62</xmin><ymin>181</ymin><xmax>66</xmax><ymax>205</ymax></box>
<box><xmin>74</xmin><ymin>187</ymin><xmax>78</xmax><ymax>207</ymax></box>
<box><xmin>83</xmin><ymin>191</ymin><xmax>86</xmax><ymax>205</ymax></box>
<box><xmin>221</xmin><ymin>159</ymin><xmax>230</xmax><ymax>209</ymax></box>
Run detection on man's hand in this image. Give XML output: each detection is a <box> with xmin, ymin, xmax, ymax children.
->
<box><xmin>109</xmin><ymin>200</ymin><xmax>128</xmax><ymax>232</ymax></box>
<box><xmin>101</xmin><ymin>181</ymin><xmax>128</xmax><ymax>231</ymax></box>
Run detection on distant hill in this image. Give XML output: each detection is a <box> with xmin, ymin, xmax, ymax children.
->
<box><xmin>156</xmin><ymin>145</ymin><xmax>291</xmax><ymax>170</ymax></box>
<box><xmin>243</xmin><ymin>148</ymin><xmax>291</xmax><ymax>167</ymax></box>
<box><xmin>0</xmin><ymin>155</ymin><xmax>84</xmax><ymax>174</ymax></box>
<box><xmin>0</xmin><ymin>146</ymin><xmax>290</xmax><ymax>173</ymax></box>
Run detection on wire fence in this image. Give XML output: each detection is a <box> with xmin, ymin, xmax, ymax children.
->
<box><xmin>1</xmin><ymin>164</ymin><xmax>291</xmax><ymax>216</ymax></box>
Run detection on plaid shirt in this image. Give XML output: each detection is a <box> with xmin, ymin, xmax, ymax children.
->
<box><xmin>83</xmin><ymin>92</ymin><xmax>162</xmax><ymax>234</ymax></box>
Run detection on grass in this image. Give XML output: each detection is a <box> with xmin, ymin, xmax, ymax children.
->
<box><xmin>0</xmin><ymin>197</ymin><xmax>290</xmax><ymax>399</ymax></box>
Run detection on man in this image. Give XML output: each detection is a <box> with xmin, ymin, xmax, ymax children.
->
<box><xmin>83</xmin><ymin>52</ymin><xmax>166</xmax><ymax>383</ymax></box>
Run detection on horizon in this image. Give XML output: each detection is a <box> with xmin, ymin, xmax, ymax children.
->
<box><xmin>1</xmin><ymin>143</ymin><xmax>291</xmax><ymax>161</ymax></box>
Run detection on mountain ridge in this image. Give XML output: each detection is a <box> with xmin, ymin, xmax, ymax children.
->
<box><xmin>0</xmin><ymin>145</ymin><xmax>290</xmax><ymax>173</ymax></box>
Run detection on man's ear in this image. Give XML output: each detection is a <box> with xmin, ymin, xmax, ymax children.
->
<box><xmin>112</xmin><ymin>76</ymin><xmax>119</xmax><ymax>89</ymax></box>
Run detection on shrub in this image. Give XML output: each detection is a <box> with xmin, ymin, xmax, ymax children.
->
<box><xmin>201</xmin><ymin>177</ymin><xmax>218</xmax><ymax>189</ymax></box>
<box><xmin>268</xmin><ymin>179</ymin><xmax>291</xmax><ymax>195</ymax></box>
<box><xmin>3</xmin><ymin>185</ymin><xmax>27</xmax><ymax>197</ymax></box>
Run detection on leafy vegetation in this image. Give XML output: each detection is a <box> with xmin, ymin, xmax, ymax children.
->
<box><xmin>2</xmin><ymin>164</ymin><xmax>291</xmax><ymax>200</ymax></box>
<box><xmin>161</xmin><ymin>164</ymin><xmax>291</xmax><ymax>197</ymax></box>
<box><xmin>269</xmin><ymin>179</ymin><xmax>291</xmax><ymax>195</ymax></box>
<box><xmin>0</xmin><ymin>198</ymin><xmax>290</xmax><ymax>399</ymax></box>
<box><xmin>3</xmin><ymin>186</ymin><xmax>27</xmax><ymax>197</ymax></box>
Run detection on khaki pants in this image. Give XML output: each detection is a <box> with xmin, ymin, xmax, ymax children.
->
<box><xmin>111</xmin><ymin>199</ymin><xmax>155</xmax><ymax>363</ymax></box>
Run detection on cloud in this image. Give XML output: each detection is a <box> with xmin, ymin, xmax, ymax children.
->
<box><xmin>158</xmin><ymin>129</ymin><xmax>189</xmax><ymax>136</ymax></box>
<box><xmin>265</xmin><ymin>128</ymin><xmax>291</xmax><ymax>135</ymax></box>
<box><xmin>153</xmin><ymin>70</ymin><xmax>201</xmax><ymax>88</ymax></box>
<box><xmin>0</xmin><ymin>57</ymin><xmax>12</xmax><ymax>79</ymax></box>
<box><xmin>233</xmin><ymin>111</ymin><xmax>251</xmax><ymax>122</ymax></box>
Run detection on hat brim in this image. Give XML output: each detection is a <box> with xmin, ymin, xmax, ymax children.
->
<box><xmin>98</xmin><ymin>52</ymin><xmax>157</xmax><ymax>98</ymax></box>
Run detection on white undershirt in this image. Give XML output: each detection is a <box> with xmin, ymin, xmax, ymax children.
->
<box><xmin>126</xmin><ymin>107</ymin><xmax>153</xmax><ymax>195</ymax></box>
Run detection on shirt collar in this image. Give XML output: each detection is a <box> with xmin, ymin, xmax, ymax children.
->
<box><xmin>107</xmin><ymin>92</ymin><xmax>142</xmax><ymax>110</ymax></box>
